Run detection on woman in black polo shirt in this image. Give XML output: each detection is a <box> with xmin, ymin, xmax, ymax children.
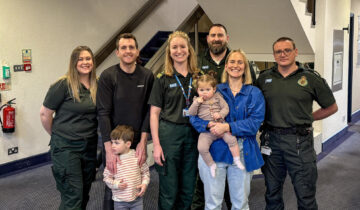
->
<box><xmin>149</xmin><ymin>31</ymin><xmax>199</xmax><ymax>210</ymax></box>
<box><xmin>40</xmin><ymin>46</ymin><xmax>98</xmax><ymax>209</ymax></box>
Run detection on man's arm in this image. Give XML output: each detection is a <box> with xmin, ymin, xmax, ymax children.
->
<box><xmin>313</xmin><ymin>102</ymin><xmax>338</xmax><ymax>121</ymax></box>
<box><xmin>136</xmin><ymin>132</ymin><xmax>148</xmax><ymax>166</ymax></box>
<box><xmin>97</xmin><ymin>70</ymin><xmax>117</xmax><ymax>173</ymax></box>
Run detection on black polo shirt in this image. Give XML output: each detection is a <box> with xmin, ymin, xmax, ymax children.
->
<box><xmin>43</xmin><ymin>79</ymin><xmax>97</xmax><ymax>140</ymax></box>
<box><xmin>256</xmin><ymin>65</ymin><xmax>336</xmax><ymax>128</ymax></box>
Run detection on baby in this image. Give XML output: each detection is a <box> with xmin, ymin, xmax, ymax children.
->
<box><xmin>189</xmin><ymin>74</ymin><xmax>244</xmax><ymax>177</ymax></box>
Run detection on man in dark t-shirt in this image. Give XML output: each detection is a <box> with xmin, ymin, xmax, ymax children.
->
<box><xmin>97</xmin><ymin>33</ymin><xmax>154</xmax><ymax>210</ymax></box>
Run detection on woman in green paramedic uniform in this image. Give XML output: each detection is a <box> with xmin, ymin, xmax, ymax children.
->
<box><xmin>149</xmin><ymin>31</ymin><xmax>200</xmax><ymax>210</ymax></box>
<box><xmin>40</xmin><ymin>46</ymin><xmax>98</xmax><ymax>210</ymax></box>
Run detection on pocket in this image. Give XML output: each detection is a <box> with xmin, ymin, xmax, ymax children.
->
<box><xmin>51</xmin><ymin>165</ymin><xmax>69</xmax><ymax>192</ymax></box>
<box><xmin>155</xmin><ymin>162</ymin><xmax>167</xmax><ymax>176</ymax></box>
<box><xmin>298</xmin><ymin>135</ymin><xmax>316</xmax><ymax>163</ymax></box>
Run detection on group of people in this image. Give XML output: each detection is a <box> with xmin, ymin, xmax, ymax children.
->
<box><xmin>39</xmin><ymin>23</ymin><xmax>338</xmax><ymax>210</ymax></box>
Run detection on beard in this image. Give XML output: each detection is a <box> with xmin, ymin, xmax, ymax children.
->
<box><xmin>208</xmin><ymin>41</ymin><xmax>227</xmax><ymax>55</ymax></box>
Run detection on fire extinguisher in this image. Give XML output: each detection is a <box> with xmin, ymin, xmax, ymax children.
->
<box><xmin>0</xmin><ymin>98</ymin><xmax>16</xmax><ymax>133</ymax></box>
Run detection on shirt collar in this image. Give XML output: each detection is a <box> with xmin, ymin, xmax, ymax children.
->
<box><xmin>204</xmin><ymin>47</ymin><xmax>231</xmax><ymax>66</ymax></box>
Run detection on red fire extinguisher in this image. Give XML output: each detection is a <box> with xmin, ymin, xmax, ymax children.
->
<box><xmin>0</xmin><ymin>98</ymin><xmax>16</xmax><ymax>133</ymax></box>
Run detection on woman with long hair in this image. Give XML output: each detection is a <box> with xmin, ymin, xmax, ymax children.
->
<box><xmin>148</xmin><ymin>31</ymin><xmax>200</xmax><ymax>210</ymax></box>
<box><xmin>40</xmin><ymin>46</ymin><xmax>98</xmax><ymax>209</ymax></box>
<box><xmin>191</xmin><ymin>49</ymin><xmax>265</xmax><ymax>209</ymax></box>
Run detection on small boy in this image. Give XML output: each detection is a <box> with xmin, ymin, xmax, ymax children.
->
<box><xmin>103</xmin><ymin>125</ymin><xmax>150</xmax><ymax>210</ymax></box>
<box><xmin>189</xmin><ymin>74</ymin><xmax>244</xmax><ymax>178</ymax></box>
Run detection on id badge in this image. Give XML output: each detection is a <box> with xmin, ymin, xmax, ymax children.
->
<box><xmin>261</xmin><ymin>146</ymin><xmax>272</xmax><ymax>156</ymax></box>
<box><xmin>182</xmin><ymin>108</ymin><xmax>190</xmax><ymax>117</ymax></box>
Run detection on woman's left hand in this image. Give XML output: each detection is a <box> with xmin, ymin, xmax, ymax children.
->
<box><xmin>210</xmin><ymin>122</ymin><xmax>230</xmax><ymax>137</ymax></box>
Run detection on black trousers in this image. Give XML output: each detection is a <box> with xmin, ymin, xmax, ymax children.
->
<box><xmin>50</xmin><ymin>134</ymin><xmax>97</xmax><ymax>210</ymax></box>
<box><xmin>261</xmin><ymin>130</ymin><xmax>318</xmax><ymax>210</ymax></box>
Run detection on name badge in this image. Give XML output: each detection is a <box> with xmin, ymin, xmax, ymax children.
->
<box><xmin>182</xmin><ymin>108</ymin><xmax>190</xmax><ymax>117</ymax></box>
<box><xmin>265</xmin><ymin>78</ymin><xmax>272</xmax><ymax>84</ymax></box>
<box><xmin>169</xmin><ymin>83</ymin><xmax>177</xmax><ymax>88</ymax></box>
<box><xmin>261</xmin><ymin>146</ymin><xmax>272</xmax><ymax>156</ymax></box>
<box><xmin>202</xmin><ymin>65</ymin><xmax>209</xmax><ymax>70</ymax></box>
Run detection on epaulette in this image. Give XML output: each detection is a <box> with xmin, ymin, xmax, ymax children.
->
<box><xmin>259</xmin><ymin>68</ymin><xmax>272</xmax><ymax>75</ymax></box>
<box><xmin>303</xmin><ymin>68</ymin><xmax>321</xmax><ymax>77</ymax></box>
<box><xmin>156</xmin><ymin>71</ymin><xmax>165</xmax><ymax>79</ymax></box>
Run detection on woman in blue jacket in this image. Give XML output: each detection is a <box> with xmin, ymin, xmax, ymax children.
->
<box><xmin>190</xmin><ymin>49</ymin><xmax>265</xmax><ymax>209</ymax></box>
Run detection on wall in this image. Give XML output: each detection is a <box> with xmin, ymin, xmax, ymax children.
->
<box><xmin>97</xmin><ymin>0</ymin><xmax>198</xmax><ymax>74</ymax></box>
<box><xmin>315</xmin><ymin>0</ymin><xmax>351</xmax><ymax>142</ymax></box>
<box><xmin>197</xmin><ymin>0</ymin><xmax>314</xmax><ymax>62</ymax></box>
<box><xmin>351</xmin><ymin>0</ymin><xmax>360</xmax><ymax>114</ymax></box>
<box><xmin>290</xmin><ymin>0</ymin><xmax>316</xmax><ymax>52</ymax></box>
<box><xmin>0</xmin><ymin>0</ymin><xmax>197</xmax><ymax>165</ymax></box>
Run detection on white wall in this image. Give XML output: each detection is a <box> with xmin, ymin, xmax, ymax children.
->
<box><xmin>97</xmin><ymin>0</ymin><xmax>198</xmax><ymax>74</ymax></box>
<box><xmin>290</xmin><ymin>0</ymin><xmax>316</xmax><ymax>52</ymax></box>
<box><xmin>315</xmin><ymin>0</ymin><xmax>351</xmax><ymax>142</ymax></box>
<box><xmin>197</xmin><ymin>0</ymin><xmax>314</xmax><ymax>62</ymax></box>
<box><xmin>351</xmin><ymin>0</ymin><xmax>360</xmax><ymax>114</ymax></box>
<box><xmin>0</xmin><ymin>0</ymin><xmax>197</xmax><ymax>165</ymax></box>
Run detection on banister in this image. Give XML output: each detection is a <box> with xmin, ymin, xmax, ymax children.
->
<box><xmin>145</xmin><ymin>5</ymin><xmax>205</xmax><ymax>74</ymax></box>
<box><xmin>95</xmin><ymin>0</ymin><xmax>163</xmax><ymax>67</ymax></box>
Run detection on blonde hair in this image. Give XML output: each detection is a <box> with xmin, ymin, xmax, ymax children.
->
<box><xmin>164</xmin><ymin>31</ymin><xmax>199</xmax><ymax>77</ymax></box>
<box><xmin>196</xmin><ymin>74</ymin><xmax>217</xmax><ymax>89</ymax></box>
<box><xmin>59</xmin><ymin>46</ymin><xmax>97</xmax><ymax>104</ymax></box>
<box><xmin>221</xmin><ymin>49</ymin><xmax>252</xmax><ymax>85</ymax></box>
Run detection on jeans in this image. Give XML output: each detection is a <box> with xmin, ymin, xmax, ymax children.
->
<box><xmin>114</xmin><ymin>197</ymin><xmax>143</xmax><ymax>210</ymax></box>
<box><xmin>198</xmin><ymin>139</ymin><xmax>253</xmax><ymax>210</ymax></box>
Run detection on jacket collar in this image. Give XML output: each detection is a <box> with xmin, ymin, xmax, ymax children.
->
<box><xmin>218</xmin><ymin>82</ymin><xmax>251</xmax><ymax>96</ymax></box>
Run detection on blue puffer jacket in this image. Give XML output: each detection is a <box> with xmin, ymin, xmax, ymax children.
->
<box><xmin>190</xmin><ymin>83</ymin><xmax>265</xmax><ymax>172</ymax></box>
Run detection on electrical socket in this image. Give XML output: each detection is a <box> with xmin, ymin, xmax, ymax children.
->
<box><xmin>8</xmin><ymin>147</ymin><xmax>18</xmax><ymax>155</ymax></box>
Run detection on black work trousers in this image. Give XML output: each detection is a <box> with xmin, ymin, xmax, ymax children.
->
<box><xmin>50</xmin><ymin>134</ymin><xmax>97</xmax><ymax>210</ymax></box>
<box><xmin>261</xmin><ymin>130</ymin><xmax>318</xmax><ymax>210</ymax></box>
<box><xmin>156</xmin><ymin>120</ymin><xmax>198</xmax><ymax>210</ymax></box>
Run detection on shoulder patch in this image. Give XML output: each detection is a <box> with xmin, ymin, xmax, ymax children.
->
<box><xmin>156</xmin><ymin>72</ymin><xmax>164</xmax><ymax>79</ymax></box>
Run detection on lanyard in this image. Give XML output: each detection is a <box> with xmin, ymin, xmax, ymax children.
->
<box><xmin>174</xmin><ymin>74</ymin><xmax>192</xmax><ymax>107</ymax></box>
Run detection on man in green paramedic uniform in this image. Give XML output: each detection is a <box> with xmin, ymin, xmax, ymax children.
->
<box><xmin>256</xmin><ymin>37</ymin><xmax>338</xmax><ymax>210</ymax></box>
<box><xmin>198</xmin><ymin>23</ymin><xmax>256</xmax><ymax>83</ymax></box>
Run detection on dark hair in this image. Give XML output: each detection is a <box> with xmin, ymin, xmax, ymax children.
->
<box><xmin>272</xmin><ymin>37</ymin><xmax>296</xmax><ymax>51</ymax></box>
<box><xmin>110</xmin><ymin>125</ymin><xmax>134</xmax><ymax>143</ymax></box>
<box><xmin>209</xmin><ymin>23</ymin><xmax>228</xmax><ymax>34</ymax></box>
<box><xmin>116</xmin><ymin>33</ymin><xmax>139</xmax><ymax>50</ymax></box>
<box><xmin>196</xmin><ymin>74</ymin><xmax>217</xmax><ymax>89</ymax></box>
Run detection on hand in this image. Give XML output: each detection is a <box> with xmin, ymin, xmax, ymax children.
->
<box><xmin>105</xmin><ymin>147</ymin><xmax>118</xmax><ymax>174</ymax></box>
<box><xmin>208</xmin><ymin>121</ymin><xmax>217</xmax><ymax>128</ymax></box>
<box><xmin>117</xmin><ymin>179</ymin><xmax>128</xmax><ymax>190</ymax></box>
<box><xmin>212</xmin><ymin>112</ymin><xmax>221</xmax><ymax>120</ymax></box>
<box><xmin>210</xmin><ymin>122</ymin><xmax>229</xmax><ymax>137</ymax></box>
<box><xmin>136</xmin><ymin>140</ymin><xmax>147</xmax><ymax>166</ymax></box>
<box><xmin>197</xmin><ymin>97</ymin><xmax>204</xmax><ymax>103</ymax></box>
<box><xmin>136</xmin><ymin>184</ymin><xmax>148</xmax><ymax>197</ymax></box>
<box><xmin>153</xmin><ymin>144</ymin><xmax>165</xmax><ymax>166</ymax></box>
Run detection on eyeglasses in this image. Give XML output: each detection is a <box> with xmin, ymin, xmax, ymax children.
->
<box><xmin>274</xmin><ymin>48</ymin><xmax>294</xmax><ymax>56</ymax></box>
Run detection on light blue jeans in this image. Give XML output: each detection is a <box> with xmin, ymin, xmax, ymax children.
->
<box><xmin>198</xmin><ymin>139</ymin><xmax>253</xmax><ymax>210</ymax></box>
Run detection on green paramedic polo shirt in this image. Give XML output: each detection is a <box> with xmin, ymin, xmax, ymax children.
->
<box><xmin>256</xmin><ymin>65</ymin><xmax>336</xmax><ymax>128</ymax></box>
<box><xmin>43</xmin><ymin>79</ymin><xmax>97</xmax><ymax>140</ymax></box>
<box><xmin>148</xmin><ymin>70</ymin><xmax>197</xmax><ymax>125</ymax></box>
